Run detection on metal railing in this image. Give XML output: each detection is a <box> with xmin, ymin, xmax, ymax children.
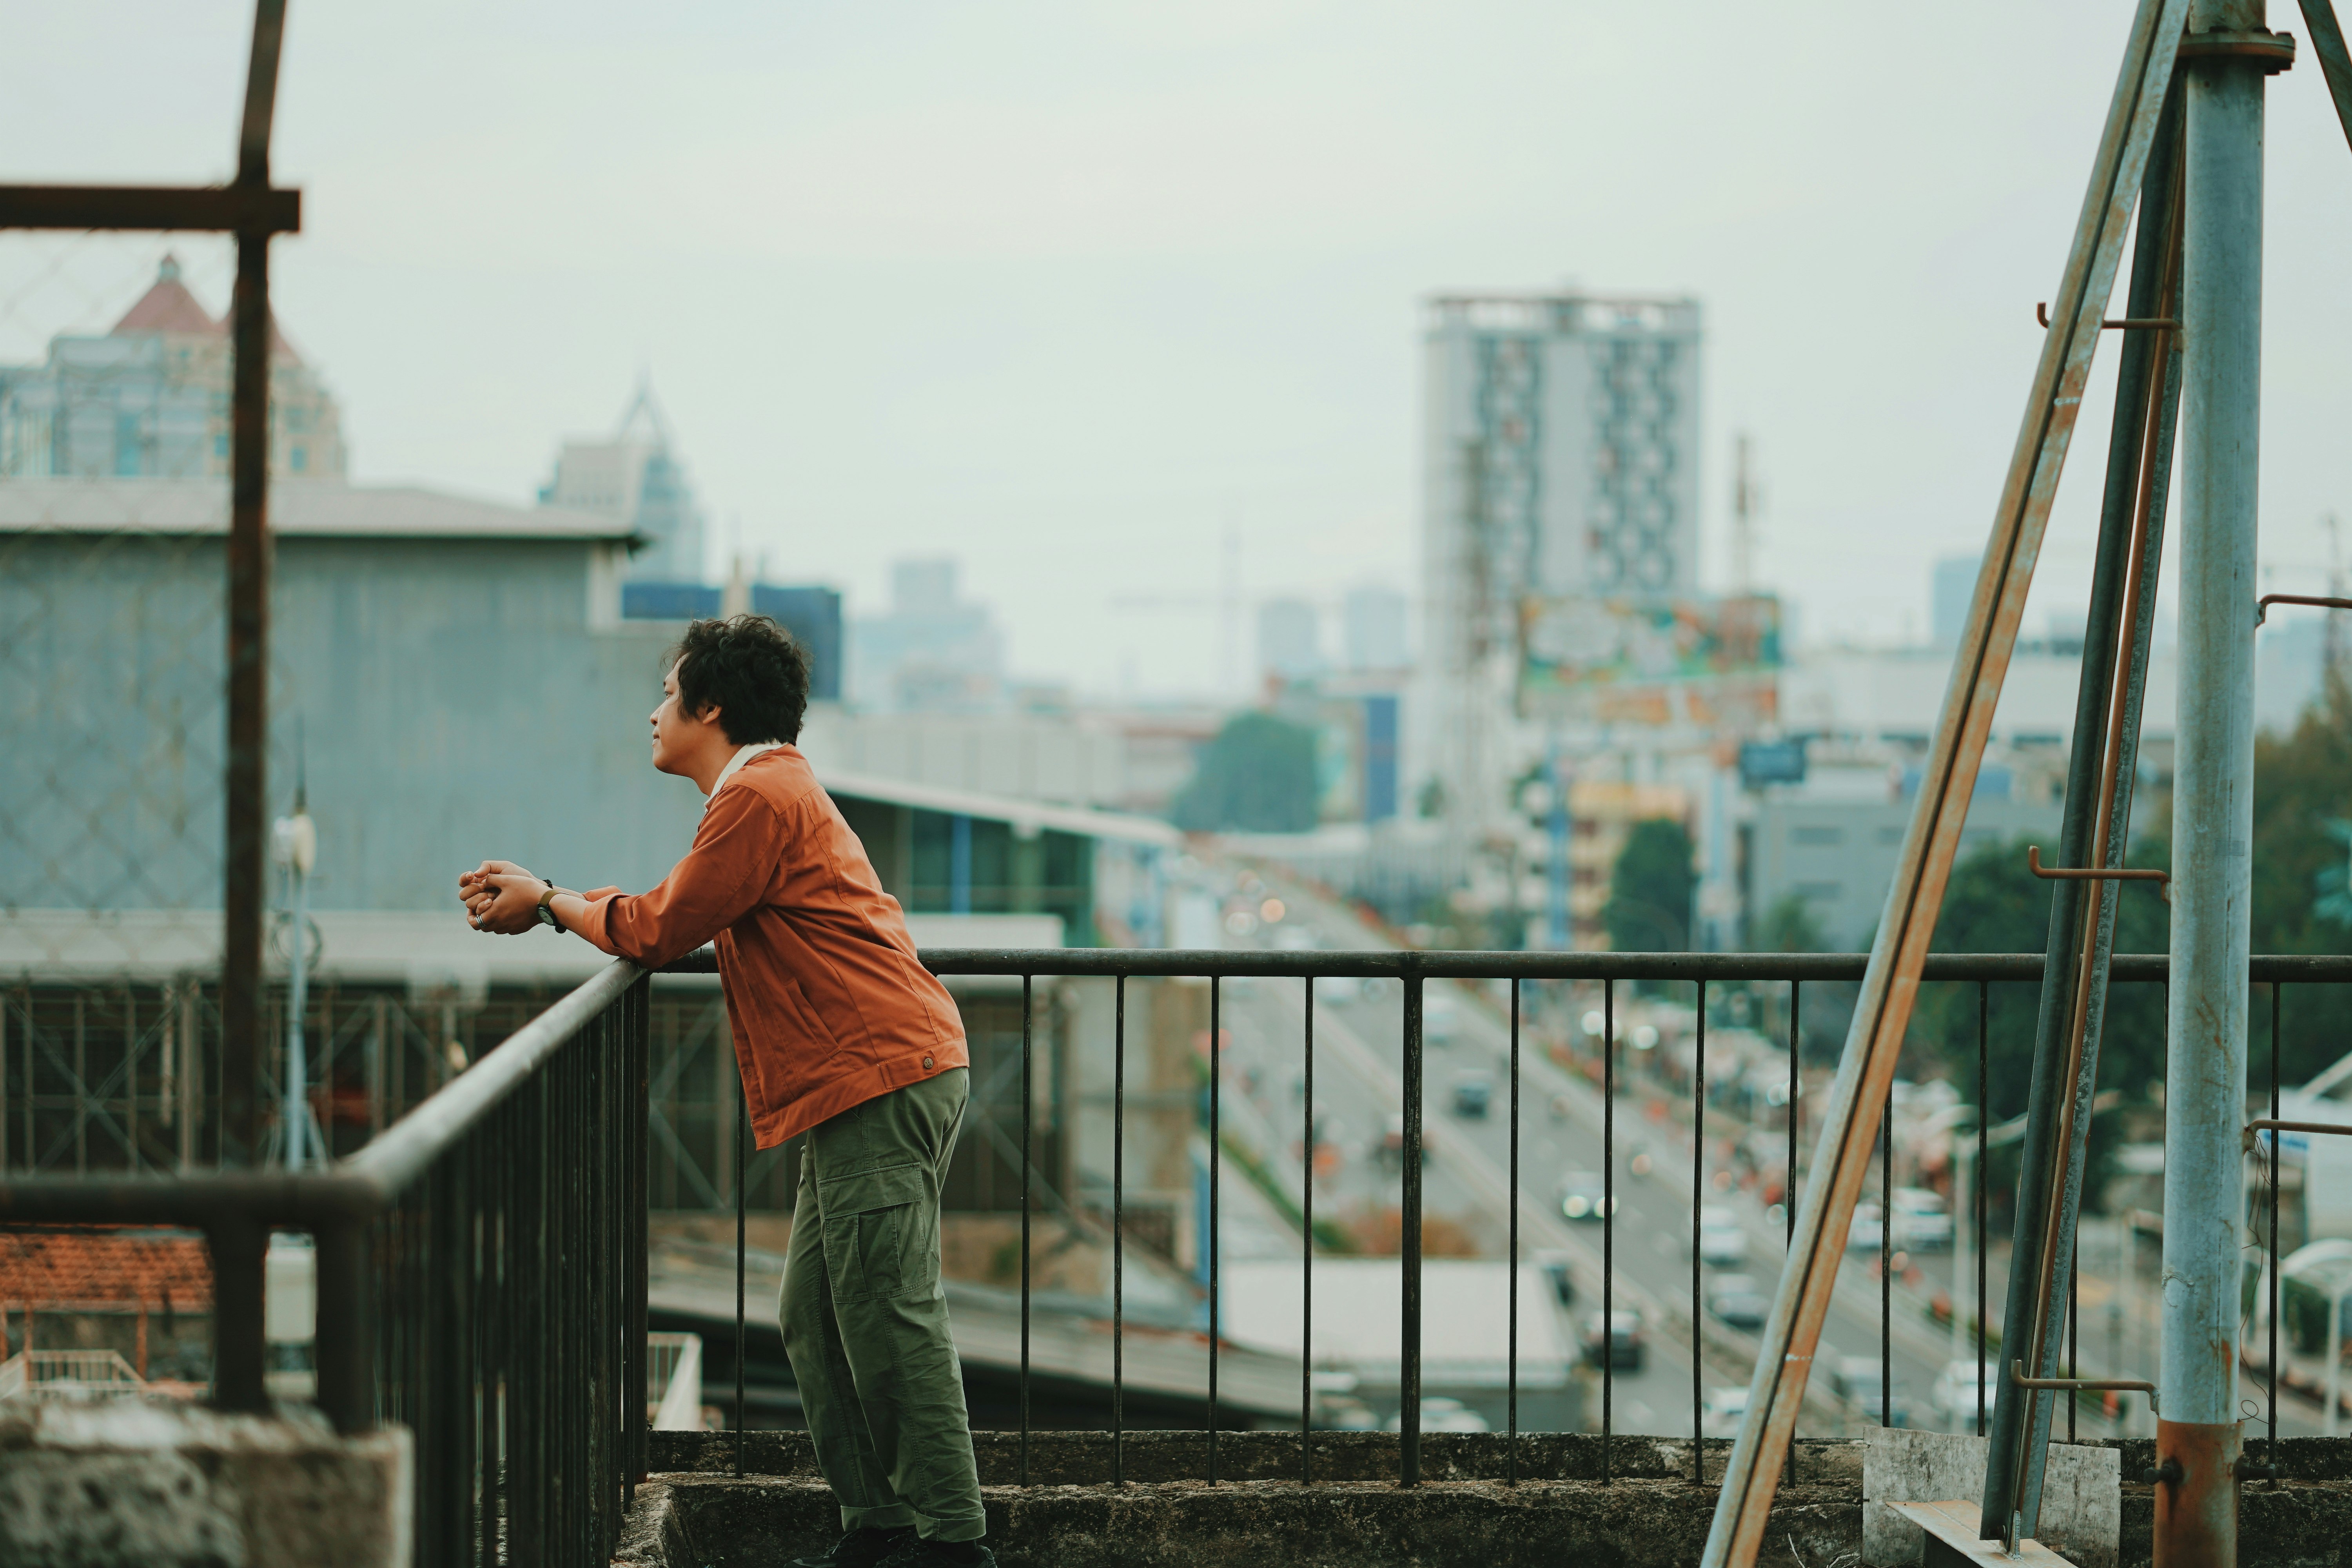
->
<box><xmin>0</xmin><ymin>957</ymin><xmax>651</xmax><ymax>1566</ymax></box>
<box><xmin>2</xmin><ymin>941</ymin><xmax>2338</xmax><ymax>1556</ymax></box>
<box><xmin>672</xmin><ymin>945</ymin><xmax>2352</xmax><ymax>1490</ymax></box>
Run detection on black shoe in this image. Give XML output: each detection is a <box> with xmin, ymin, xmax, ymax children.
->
<box><xmin>788</xmin><ymin>1526</ymin><xmax>917</xmax><ymax>1568</ymax></box>
<box><xmin>875</xmin><ymin>1539</ymin><xmax>996</xmax><ymax>1568</ymax></box>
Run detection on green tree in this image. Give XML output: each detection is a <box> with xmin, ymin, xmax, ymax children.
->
<box><xmin>1753</xmin><ymin>892</ymin><xmax>1829</xmax><ymax>954</ymax></box>
<box><xmin>1605</xmin><ymin>817</ymin><xmax>1694</xmax><ymax>953</ymax></box>
<box><xmin>2237</xmin><ymin>675</ymin><xmax>2352</xmax><ymax>1085</ymax></box>
<box><xmin>1170</xmin><ymin>711</ymin><xmax>1320</xmax><ymax>833</ymax></box>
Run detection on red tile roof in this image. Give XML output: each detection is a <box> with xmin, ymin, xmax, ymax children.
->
<box><xmin>109</xmin><ymin>252</ymin><xmax>303</xmax><ymax>363</ymax></box>
<box><xmin>110</xmin><ymin>254</ymin><xmax>219</xmax><ymax>336</ymax></box>
<box><xmin>0</xmin><ymin>1228</ymin><xmax>212</xmax><ymax>1309</ymax></box>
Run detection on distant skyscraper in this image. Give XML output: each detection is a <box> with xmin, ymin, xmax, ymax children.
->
<box><xmin>0</xmin><ymin>253</ymin><xmax>345</xmax><ymax>480</ymax></box>
<box><xmin>1256</xmin><ymin>598</ymin><xmax>1323</xmax><ymax>682</ymax></box>
<box><xmin>1931</xmin><ymin>554</ymin><xmax>1979</xmax><ymax>650</ymax></box>
<box><xmin>1343</xmin><ymin>585</ymin><xmax>1410</xmax><ymax>671</ymax></box>
<box><xmin>539</xmin><ymin>380</ymin><xmax>704</xmax><ymax>582</ymax></box>
<box><xmin>1418</xmin><ymin>290</ymin><xmax>1702</xmax><ymax>831</ymax></box>
<box><xmin>849</xmin><ymin>557</ymin><xmax>1006</xmax><ymax>713</ymax></box>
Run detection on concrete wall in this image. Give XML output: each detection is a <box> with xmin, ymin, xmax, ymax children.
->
<box><xmin>1749</xmin><ymin>795</ymin><xmax>2063</xmax><ymax>950</ymax></box>
<box><xmin>1</xmin><ymin>529</ymin><xmax>705</xmax><ymax>919</ymax></box>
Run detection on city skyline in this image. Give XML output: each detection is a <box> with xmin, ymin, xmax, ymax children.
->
<box><xmin>4</xmin><ymin>2</ymin><xmax>2350</xmax><ymax>701</ymax></box>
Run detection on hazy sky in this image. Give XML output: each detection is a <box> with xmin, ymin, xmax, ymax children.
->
<box><xmin>7</xmin><ymin>2</ymin><xmax>2350</xmax><ymax>697</ymax></box>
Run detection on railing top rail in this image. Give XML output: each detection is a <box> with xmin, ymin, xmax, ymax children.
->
<box><xmin>662</xmin><ymin>946</ymin><xmax>2352</xmax><ymax>984</ymax></box>
<box><xmin>0</xmin><ymin>957</ymin><xmax>644</xmax><ymax>1226</ymax></box>
<box><xmin>338</xmin><ymin>957</ymin><xmax>641</xmax><ymax>1197</ymax></box>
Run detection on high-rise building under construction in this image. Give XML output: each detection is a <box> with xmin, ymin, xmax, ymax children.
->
<box><xmin>1415</xmin><ymin>291</ymin><xmax>1702</xmax><ymax>831</ymax></box>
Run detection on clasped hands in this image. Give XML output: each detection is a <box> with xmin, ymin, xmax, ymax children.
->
<box><xmin>460</xmin><ymin>860</ymin><xmax>555</xmax><ymax>935</ymax></box>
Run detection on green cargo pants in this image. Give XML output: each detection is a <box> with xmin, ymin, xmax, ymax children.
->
<box><xmin>779</xmin><ymin>1066</ymin><xmax>985</xmax><ymax>1543</ymax></box>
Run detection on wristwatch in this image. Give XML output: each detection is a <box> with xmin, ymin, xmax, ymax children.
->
<box><xmin>535</xmin><ymin>882</ymin><xmax>561</xmax><ymax>930</ymax></box>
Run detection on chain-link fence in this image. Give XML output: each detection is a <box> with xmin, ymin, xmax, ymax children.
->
<box><xmin>3</xmin><ymin>232</ymin><xmax>242</xmax><ymax>1172</ymax></box>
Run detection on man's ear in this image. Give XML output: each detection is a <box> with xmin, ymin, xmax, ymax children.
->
<box><xmin>693</xmin><ymin>702</ymin><xmax>724</xmax><ymax>729</ymax></box>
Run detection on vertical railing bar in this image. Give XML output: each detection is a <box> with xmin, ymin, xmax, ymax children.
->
<box><xmin>1113</xmin><ymin>972</ymin><xmax>1127</xmax><ymax>1488</ymax></box>
<box><xmin>1787</xmin><ymin>980</ymin><xmax>1800</xmax><ymax>1252</ymax></box>
<box><xmin>734</xmin><ymin>1072</ymin><xmax>746</xmax><ymax>1478</ymax></box>
<box><xmin>1020</xmin><ymin>972</ymin><xmax>1033</xmax><ymax>1487</ymax></box>
<box><xmin>1602</xmin><ymin>976</ymin><xmax>1614</xmax><ymax>1486</ymax></box>
<box><xmin>1302</xmin><ymin>973</ymin><xmax>1315</xmax><ymax>1486</ymax></box>
<box><xmin>1693</xmin><ymin>978</ymin><xmax>1705</xmax><ymax>1484</ymax></box>
<box><xmin>1209</xmin><ymin>972</ymin><xmax>1221</xmax><ymax>1485</ymax></box>
<box><xmin>1881</xmin><ymin>1088</ymin><xmax>1892</xmax><ymax>1428</ymax></box>
<box><xmin>2068</xmin><ymin>1261</ymin><xmax>2078</xmax><ymax>1442</ymax></box>
<box><xmin>1978</xmin><ymin>980</ymin><xmax>1989</xmax><ymax>1437</ymax></box>
<box><xmin>1400</xmin><ymin>968</ymin><xmax>1423</xmax><ymax>1488</ymax></box>
<box><xmin>1507</xmin><ymin>975</ymin><xmax>1520</xmax><ymax>1485</ymax></box>
<box><xmin>632</xmin><ymin>980</ymin><xmax>652</xmax><ymax>1494</ymax></box>
<box><xmin>2269</xmin><ymin>980</ymin><xmax>2281</xmax><ymax>1477</ymax></box>
<box><xmin>1786</xmin><ymin>978</ymin><xmax>1800</xmax><ymax>1487</ymax></box>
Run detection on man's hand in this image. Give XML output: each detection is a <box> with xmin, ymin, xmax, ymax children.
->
<box><xmin>461</xmin><ymin>863</ymin><xmax>545</xmax><ymax>934</ymax></box>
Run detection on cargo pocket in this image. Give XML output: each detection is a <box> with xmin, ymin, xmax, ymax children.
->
<box><xmin>816</xmin><ymin>1162</ymin><xmax>937</xmax><ymax>1303</ymax></box>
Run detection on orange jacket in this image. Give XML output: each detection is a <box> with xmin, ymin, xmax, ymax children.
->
<box><xmin>575</xmin><ymin>747</ymin><xmax>968</xmax><ymax>1148</ymax></box>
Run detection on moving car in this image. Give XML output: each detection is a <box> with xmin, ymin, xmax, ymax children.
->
<box><xmin>1385</xmin><ymin>1395</ymin><xmax>1489</xmax><ymax>1434</ymax></box>
<box><xmin>1557</xmin><ymin>1171</ymin><xmax>1617</xmax><ymax>1221</ymax></box>
<box><xmin>1848</xmin><ymin>1201</ymin><xmax>1885</xmax><ymax>1251</ymax></box>
<box><xmin>1890</xmin><ymin>1187</ymin><xmax>1955</xmax><ymax>1252</ymax></box>
<box><xmin>1931</xmin><ymin>1358</ymin><xmax>2002</xmax><ymax>1431</ymax></box>
<box><xmin>1695</xmin><ymin>1205</ymin><xmax>1749</xmax><ymax>1266</ymax></box>
<box><xmin>1584</xmin><ymin>1309</ymin><xmax>1645</xmax><ymax>1371</ymax></box>
<box><xmin>1706</xmin><ymin>1275</ymin><xmax>1771</xmax><ymax>1333</ymax></box>
<box><xmin>1830</xmin><ymin>1355</ymin><xmax>1909</xmax><ymax>1427</ymax></box>
<box><xmin>1452</xmin><ymin>1071</ymin><xmax>1495</xmax><ymax>1119</ymax></box>
<box><xmin>1424</xmin><ymin>994</ymin><xmax>1463</xmax><ymax>1045</ymax></box>
<box><xmin>1700</xmin><ymin>1385</ymin><xmax>1751</xmax><ymax>1438</ymax></box>
<box><xmin>1381</xmin><ymin>1113</ymin><xmax>1431</xmax><ymax>1167</ymax></box>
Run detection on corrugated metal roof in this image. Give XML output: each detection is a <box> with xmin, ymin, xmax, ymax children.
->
<box><xmin>0</xmin><ymin>478</ymin><xmax>631</xmax><ymax>541</ymax></box>
<box><xmin>815</xmin><ymin>765</ymin><xmax>1183</xmax><ymax>849</ymax></box>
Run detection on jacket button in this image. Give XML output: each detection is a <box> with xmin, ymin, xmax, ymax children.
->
<box><xmin>922</xmin><ymin>1056</ymin><xmax>935</xmax><ymax>1070</ymax></box>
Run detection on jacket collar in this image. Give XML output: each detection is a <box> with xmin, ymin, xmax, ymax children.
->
<box><xmin>707</xmin><ymin>742</ymin><xmax>786</xmax><ymax>809</ymax></box>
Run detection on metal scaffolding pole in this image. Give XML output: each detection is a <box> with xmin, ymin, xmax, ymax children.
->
<box><xmin>1980</xmin><ymin>89</ymin><xmax>2186</xmax><ymax>1545</ymax></box>
<box><xmin>1696</xmin><ymin>4</ymin><xmax>2192</xmax><ymax>1561</ymax></box>
<box><xmin>2160</xmin><ymin>3</ymin><xmax>2270</xmax><ymax>1559</ymax></box>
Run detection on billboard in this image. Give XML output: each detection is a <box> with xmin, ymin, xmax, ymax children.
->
<box><xmin>1518</xmin><ymin>594</ymin><xmax>1782</xmax><ymax>724</ymax></box>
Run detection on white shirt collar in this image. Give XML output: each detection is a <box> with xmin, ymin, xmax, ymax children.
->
<box><xmin>707</xmin><ymin>742</ymin><xmax>786</xmax><ymax>809</ymax></box>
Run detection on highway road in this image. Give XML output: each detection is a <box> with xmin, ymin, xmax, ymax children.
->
<box><xmin>1203</xmin><ymin>860</ymin><xmax>1985</xmax><ymax>1439</ymax></box>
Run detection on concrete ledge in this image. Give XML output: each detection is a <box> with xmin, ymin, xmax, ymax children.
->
<box><xmin>0</xmin><ymin>1399</ymin><xmax>411</xmax><ymax>1568</ymax></box>
<box><xmin>629</xmin><ymin>1433</ymin><xmax>2352</xmax><ymax>1568</ymax></box>
<box><xmin>622</xmin><ymin>1473</ymin><xmax>1863</xmax><ymax>1568</ymax></box>
<box><xmin>648</xmin><ymin>1428</ymin><xmax>1864</xmax><ymax>1487</ymax></box>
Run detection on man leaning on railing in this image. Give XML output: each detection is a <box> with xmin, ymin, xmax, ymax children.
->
<box><xmin>460</xmin><ymin>614</ymin><xmax>996</xmax><ymax>1568</ymax></box>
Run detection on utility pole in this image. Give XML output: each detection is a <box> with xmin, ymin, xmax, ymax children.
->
<box><xmin>2162</xmin><ymin>4</ymin><xmax>2269</xmax><ymax>1559</ymax></box>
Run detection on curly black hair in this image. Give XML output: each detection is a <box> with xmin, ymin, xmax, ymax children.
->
<box><xmin>668</xmin><ymin>615</ymin><xmax>813</xmax><ymax>745</ymax></box>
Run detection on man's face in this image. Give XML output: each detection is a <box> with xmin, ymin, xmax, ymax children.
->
<box><xmin>650</xmin><ymin>658</ymin><xmax>722</xmax><ymax>776</ymax></box>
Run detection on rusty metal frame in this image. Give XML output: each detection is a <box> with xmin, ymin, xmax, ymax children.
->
<box><xmin>1698</xmin><ymin>4</ymin><xmax>2192</xmax><ymax>1563</ymax></box>
<box><xmin>0</xmin><ymin>0</ymin><xmax>296</xmax><ymax>1415</ymax></box>
<box><xmin>2256</xmin><ymin>591</ymin><xmax>2352</xmax><ymax>622</ymax></box>
<box><xmin>0</xmin><ymin>2</ymin><xmax>299</xmax><ymax>1176</ymax></box>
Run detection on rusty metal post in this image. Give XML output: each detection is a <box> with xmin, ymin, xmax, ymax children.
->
<box><xmin>2160</xmin><ymin>3</ymin><xmax>2269</xmax><ymax>1560</ymax></box>
<box><xmin>219</xmin><ymin>0</ymin><xmax>287</xmax><ymax>1170</ymax></box>
<box><xmin>1697</xmin><ymin>4</ymin><xmax>2191</xmax><ymax>1562</ymax></box>
<box><xmin>1981</xmin><ymin>86</ymin><xmax>2186</xmax><ymax>1544</ymax></box>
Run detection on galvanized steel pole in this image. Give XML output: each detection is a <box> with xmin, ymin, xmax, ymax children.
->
<box><xmin>2161</xmin><ymin>5</ymin><xmax>2268</xmax><ymax>1560</ymax></box>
